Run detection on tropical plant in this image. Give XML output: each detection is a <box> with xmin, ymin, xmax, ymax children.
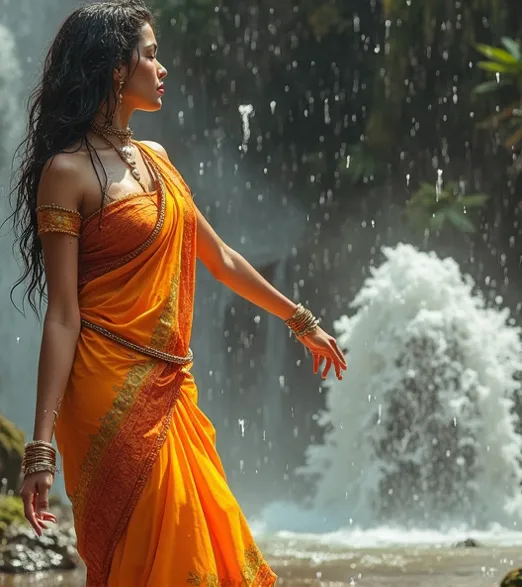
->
<box><xmin>473</xmin><ymin>37</ymin><xmax>522</xmax><ymax>151</ymax></box>
<box><xmin>406</xmin><ymin>180</ymin><xmax>489</xmax><ymax>234</ymax></box>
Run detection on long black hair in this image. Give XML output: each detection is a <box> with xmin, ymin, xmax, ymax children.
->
<box><xmin>9</xmin><ymin>0</ymin><xmax>153</xmax><ymax>316</ymax></box>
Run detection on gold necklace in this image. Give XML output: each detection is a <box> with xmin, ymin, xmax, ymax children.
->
<box><xmin>90</xmin><ymin>121</ymin><xmax>133</xmax><ymax>141</ymax></box>
<box><xmin>90</xmin><ymin>124</ymin><xmax>146</xmax><ymax>189</ymax></box>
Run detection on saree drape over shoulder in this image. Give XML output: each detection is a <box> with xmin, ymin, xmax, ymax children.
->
<box><xmin>53</xmin><ymin>143</ymin><xmax>277</xmax><ymax>587</ymax></box>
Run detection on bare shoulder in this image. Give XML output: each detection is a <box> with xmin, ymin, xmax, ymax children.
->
<box><xmin>140</xmin><ymin>140</ymin><xmax>170</xmax><ymax>161</ymax></box>
<box><xmin>38</xmin><ymin>151</ymin><xmax>86</xmax><ymax>210</ymax></box>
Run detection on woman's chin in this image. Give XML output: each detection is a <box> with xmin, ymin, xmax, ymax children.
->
<box><xmin>140</xmin><ymin>100</ymin><xmax>163</xmax><ymax>113</ymax></box>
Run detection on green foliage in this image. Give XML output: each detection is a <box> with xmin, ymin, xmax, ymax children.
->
<box><xmin>473</xmin><ymin>38</ymin><xmax>522</xmax><ymax>152</ymax></box>
<box><xmin>0</xmin><ymin>496</ymin><xmax>26</xmax><ymax>539</ymax></box>
<box><xmin>0</xmin><ymin>414</ymin><xmax>24</xmax><ymax>493</ymax></box>
<box><xmin>0</xmin><ymin>414</ymin><xmax>24</xmax><ymax>461</ymax></box>
<box><xmin>406</xmin><ymin>181</ymin><xmax>489</xmax><ymax>234</ymax></box>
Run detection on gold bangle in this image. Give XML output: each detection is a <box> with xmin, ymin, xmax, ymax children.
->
<box><xmin>25</xmin><ymin>440</ymin><xmax>55</xmax><ymax>450</ymax></box>
<box><xmin>23</xmin><ymin>464</ymin><xmax>58</xmax><ymax>477</ymax></box>
<box><xmin>285</xmin><ymin>304</ymin><xmax>320</xmax><ymax>337</ymax></box>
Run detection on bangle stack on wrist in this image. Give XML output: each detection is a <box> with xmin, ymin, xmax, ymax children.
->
<box><xmin>285</xmin><ymin>303</ymin><xmax>320</xmax><ymax>337</ymax></box>
<box><xmin>22</xmin><ymin>440</ymin><xmax>58</xmax><ymax>477</ymax></box>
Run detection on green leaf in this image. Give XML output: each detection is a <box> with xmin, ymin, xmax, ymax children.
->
<box><xmin>477</xmin><ymin>61</ymin><xmax>520</xmax><ymax>74</ymax></box>
<box><xmin>472</xmin><ymin>80</ymin><xmax>511</xmax><ymax>94</ymax></box>
<box><xmin>445</xmin><ymin>208</ymin><xmax>476</xmax><ymax>233</ymax></box>
<box><xmin>501</xmin><ymin>37</ymin><xmax>521</xmax><ymax>61</ymax></box>
<box><xmin>476</xmin><ymin>44</ymin><xmax>518</xmax><ymax>65</ymax></box>
<box><xmin>458</xmin><ymin>194</ymin><xmax>489</xmax><ymax>207</ymax></box>
<box><xmin>409</xmin><ymin>183</ymin><xmax>437</xmax><ymax>206</ymax></box>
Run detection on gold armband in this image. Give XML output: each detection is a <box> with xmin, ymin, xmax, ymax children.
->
<box><xmin>37</xmin><ymin>204</ymin><xmax>82</xmax><ymax>238</ymax></box>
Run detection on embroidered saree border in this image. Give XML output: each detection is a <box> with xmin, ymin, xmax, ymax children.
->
<box><xmin>82</xmin><ymin>364</ymin><xmax>186</xmax><ymax>586</ymax></box>
<box><xmin>71</xmin><ymin>361</ymin><xmax>156</xmax><ymax>524</ymax></box>
<box><xmin>186</xmin><ymin>543</ymin><xmax>277</xmax><ymax>586</ymax></box>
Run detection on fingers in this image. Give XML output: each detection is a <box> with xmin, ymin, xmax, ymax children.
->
<box><xmin>20</xmin><ymin>476</ymin><xmax>56</xmax><ymax>537</ymax></box>
<box><xmin>328</xmin><ymin>340</ymin><xmax>347</xmax><ymax>379</ymax></box>
<box><xmin>313</xmin><ymin>353</ymin><xmax>320</xmax><ymax>374</ymax></box>
<box><xmin>40</xmin><ymin>511</ymin><xmax>57</xmax><ymax>522</ymax></box>
<box><xmin>35</xmin><ymin>485</ymin><xmax>50</xmax><ymax>520</ymax></box>
<box><xmin>321</xmin><ymin>358</ymin><xmax>332</xmax><ymax>379</ymax></box>
<box><xmin>21</xmin><ymin>485</ymin><xmax>41</xmax><ymax>537</ymax></box>
<box><xmin>35</xmin><ymin>478</ymin><xmax>54</xmax><ymax>530</ymax></box>
<box><xmin>326</xmin><ymin>336</ymin><xmax>347</xmax><ymax>368</ymax></box>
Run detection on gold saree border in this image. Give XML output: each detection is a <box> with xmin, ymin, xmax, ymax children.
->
<box><xmin>71</xmin><ymin>360</ymin><xmax>156</xmax><ymax>524</ymax></box>
<box><xmin>186</xmin><ymin>543</ymin><xmax>277</xmax><ymax>586</ymax></box>
<box><xmin>81</xmin><ymin>363</ymin><xmax>186</xmax><ymax>586</ymax></box>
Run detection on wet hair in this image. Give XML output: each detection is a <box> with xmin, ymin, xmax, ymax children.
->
<box><xmin>8</xmin><ymin>0</ymin><xmax>153</xmax><ymax>315</ymax></box>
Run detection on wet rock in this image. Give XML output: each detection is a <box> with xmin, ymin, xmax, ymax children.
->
<box><xmin>0</xmin><ymin>414</ymin><xmax>24</xmax><ymax>493</ymax></box>
<box><xmin>0</xmin><ymin>522</ymin><xmax>79</xmax><ymax>573</ymax></box>
<box><xmin>452</xmin><ymin>538</ymin><xmax>481</xmax><ymax>548</ymax></box>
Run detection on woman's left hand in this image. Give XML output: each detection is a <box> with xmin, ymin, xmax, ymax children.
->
<box><xmin>297</xmin><ymin>326</ymin><xmax>347</xmax><ymax>380</ymax></box>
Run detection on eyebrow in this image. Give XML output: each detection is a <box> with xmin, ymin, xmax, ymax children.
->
<box><xmin>144</xmin><ymin>42</ymin><xmax>158</xmax><ymax>52</ymax></box>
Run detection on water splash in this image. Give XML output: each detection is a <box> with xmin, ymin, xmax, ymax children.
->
<box><xmin>238</xmin><ymin>104</ymin><xmax>254</xmax><ymax>153</ymax></box>
<box><xmin>299</xmin><ymin>244</ymin><xmax>522</xmax><ymax>529</ymax></box>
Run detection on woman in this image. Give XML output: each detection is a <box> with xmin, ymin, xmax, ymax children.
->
<box><xmin>12</xmin><ymin>1</ymin><xmax>347</xmax><ymax>585</ymax></box>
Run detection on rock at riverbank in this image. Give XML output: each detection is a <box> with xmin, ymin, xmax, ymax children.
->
<box><xmin>0</xmin><ymin>522</ymin><xmax>78</xmax><ymax>573</ymax></box>
<box><xmin>453</xmin><ymin>538</ymin><xmax>482</xmax><ymax>548</ymax></box>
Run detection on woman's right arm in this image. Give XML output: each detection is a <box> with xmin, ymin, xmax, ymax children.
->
<box><xmin>20</xmin><ymin>154</ymin><xmax>83</xmax><ymax>535</ymax></box>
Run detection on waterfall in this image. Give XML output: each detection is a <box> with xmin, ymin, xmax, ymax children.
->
<box><xmin>299</xmin><ymin>243</ymin><xmax>522</xmax><ymax>529</ymax></box>
<box><xmin>0</xmin><ymin>4</ymin><xmax>75</xmax><ymax>492</ymax></box>
<box><xmin>0</xmin><ymin>21</ymin><xmax>39</xmax><ymax>434</ymax></box>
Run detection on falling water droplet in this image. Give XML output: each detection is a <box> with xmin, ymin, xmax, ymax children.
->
<box><xmin>324</xmin><ymin>98</ymin><xmax>330</xmax><ymax>124</ymax></box>
<box><xmin>238</xmin><ymin>104</ymin><xmax>254</xmax><ymax>153</ymax></box>
<box><xmin>436</xmin><ymin>169</ymin><xmax>443</xmax><ymax>201</ymax></box>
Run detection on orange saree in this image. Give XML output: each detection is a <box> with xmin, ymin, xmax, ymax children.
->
<box><xmin>52</xmin><ymin>142</ymin><xmax>277</xmax><ymax>587</ymax></box>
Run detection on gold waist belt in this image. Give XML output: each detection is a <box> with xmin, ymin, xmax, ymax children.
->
<box><xmin>81</xmin><ymin>319</ymin><xmax>193</xmax><ymax>365</ymax></box>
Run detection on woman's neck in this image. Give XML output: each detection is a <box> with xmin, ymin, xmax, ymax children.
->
<box><xmin>92</xmin><ymin>107</ymin><xmax>133</xmax><ymax>130</ymax></box>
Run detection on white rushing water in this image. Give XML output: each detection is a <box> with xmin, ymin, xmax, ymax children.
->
<box><xmin>262</xmin><ymin>244</ymin><xmax>522</xmax><ymax>534</ymax></box>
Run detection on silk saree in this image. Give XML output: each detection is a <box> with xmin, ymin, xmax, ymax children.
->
<box><xmin>50</xmin><ymin>143</ymin><xmax>277</xmax><ymax>586</ymax></box>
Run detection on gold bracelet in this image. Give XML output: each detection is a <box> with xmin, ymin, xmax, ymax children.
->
<box><xmin>25</xmin><ymin>440</ymin><xmax>55</xmax><ymax>450</ymax></box>
<box><xmin>285</xmin><ymin>304</ymin><xmax>320</xmax><ymax>337</ymax></box>
<box><xmin>23</xmin><ymin>464</ymin><xmax>58</xmax><ymax>477</ymax></box>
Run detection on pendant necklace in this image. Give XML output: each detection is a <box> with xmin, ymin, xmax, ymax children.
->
<box><xmin>89</xmin><ymin>121</ymin><xmax>151</xmax><ymax>194</ymax></box>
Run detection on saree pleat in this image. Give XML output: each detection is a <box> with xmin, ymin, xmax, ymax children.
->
<box><xmin>54</xmin><ymin>143</ymin><xmax>277</xmax><ymax>586</ymax></box>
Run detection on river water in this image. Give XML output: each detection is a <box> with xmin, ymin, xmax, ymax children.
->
<box><xmin>1</xmin><ymin>529</ymin><xmax>521</xmax><ymax>586</ymax></box>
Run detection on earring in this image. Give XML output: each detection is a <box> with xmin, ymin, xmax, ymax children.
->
<box><xmin>118</xmin><ymin>78</ymin><xmax>125</xmax><ymax>104</ymax></box>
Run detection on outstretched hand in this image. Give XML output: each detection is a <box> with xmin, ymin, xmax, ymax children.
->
<box><xmin>297</xmin><ymin>326</ymin><xmax>347</xmax><ymax>380</ymax></box>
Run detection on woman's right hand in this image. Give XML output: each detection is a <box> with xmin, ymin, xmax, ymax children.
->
<box><xmin>20</xmin><ymin>471</ymin><xmax>57</xmax><ymax>536</ymax></box>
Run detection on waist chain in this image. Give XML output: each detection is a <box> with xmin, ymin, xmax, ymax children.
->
<box><xmin>81</xmin><ymin>319</ymin><xmax>193</xmax><ymax>365</ymax></box>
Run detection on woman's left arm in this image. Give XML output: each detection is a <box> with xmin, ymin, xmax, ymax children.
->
<box><xmin>196</xmin><ymin>207</ymin><xmax>347</xmax><ymax>380</ymax></box>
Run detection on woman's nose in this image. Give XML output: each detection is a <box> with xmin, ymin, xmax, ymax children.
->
<box><xmin>158</xmin><ymin>63</ymin><xmax>167</xmax><ymax>80</ymax></box>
